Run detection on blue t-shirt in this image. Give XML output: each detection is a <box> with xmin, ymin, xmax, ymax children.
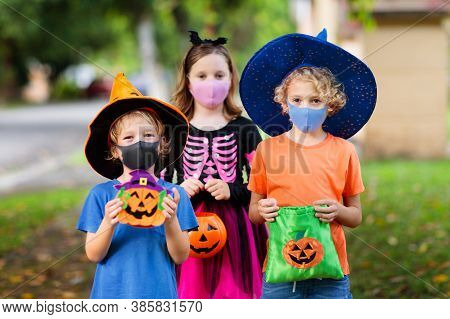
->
<box><xmin>76</xmin><ymin>178</ymin><xmax>198</xmax><ymax>299</ymax></box>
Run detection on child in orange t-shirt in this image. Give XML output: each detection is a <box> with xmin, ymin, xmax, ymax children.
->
<box><xmin>240</xmin><ymin>29</ymin><xmax>377</xmax><ymax>298</ymax></box>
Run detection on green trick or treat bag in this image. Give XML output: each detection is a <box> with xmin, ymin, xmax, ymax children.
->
<box><xmin>265</xmin><ymin>206</ymin><xmax>344</xmax><ymax>283</ymax></box>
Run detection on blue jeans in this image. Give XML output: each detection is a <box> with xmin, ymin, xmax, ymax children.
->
<box><xmin>261</xmin><ymin>273</ymin><xmax>353</xmax><ymax>299</ymax></box>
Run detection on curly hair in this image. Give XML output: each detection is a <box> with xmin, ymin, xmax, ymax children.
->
<box><xmin>274</xmin><ymin>66</ymin><xmax>347</xmax><ymax>116</ymax></box>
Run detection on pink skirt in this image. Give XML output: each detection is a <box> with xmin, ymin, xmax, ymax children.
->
<box><xmin>177</xmin><ymin>199</ymin><xmax>268</xmax><ymax>298</ymax></box>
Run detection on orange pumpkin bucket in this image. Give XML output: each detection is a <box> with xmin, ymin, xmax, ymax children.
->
<box><xmin>189</xmin><ymin>212</ymin><xmax>227</xmax><ymax>258</ymax></box>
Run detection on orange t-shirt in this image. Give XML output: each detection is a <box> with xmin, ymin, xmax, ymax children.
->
<box><xmin>247</xmin><ymin>133</ymin><xmax>365</xmax><ymax>275</ymax></box>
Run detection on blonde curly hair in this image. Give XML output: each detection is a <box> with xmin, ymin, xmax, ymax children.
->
<box><xmin>274</xmin><ymin>66</ymin><xmax>347</xmax><ymax>116</ymax></box>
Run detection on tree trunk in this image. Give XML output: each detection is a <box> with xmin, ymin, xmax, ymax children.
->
<box><xmin>137</xmin><ymin>16</ymin><xmax>169</xmax><ymax>100</ymax></box>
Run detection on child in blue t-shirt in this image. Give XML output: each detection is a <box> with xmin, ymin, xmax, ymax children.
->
<box><xmin>77</xmin><ymin>73</ymin><xmax>197</xmax><ymax>298</ymax></box>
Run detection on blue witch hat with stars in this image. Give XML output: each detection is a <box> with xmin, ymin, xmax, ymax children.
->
<box><xmin>239</xmin><ymin>29</ymin><xmax>377</xmax><ymax>139</ymax></box>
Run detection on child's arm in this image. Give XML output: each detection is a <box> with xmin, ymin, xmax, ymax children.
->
<box><xmin>313</xmin><ymin>194</ymin><xmax>362</xmax><ymax>228</ymax></box>
<box><xmin>249</xmin><ymin>191</ymin><xmax>279</xmax><ymax>224</ymax></box>
<box><xmin>161</xmin><ymin>188</ymin><xmax>190</xmax><ymax>264</ymax></box>
<box><xmin>85</xmin><ymin>198</ymin><xmax>122</xmax><ymax>262</ymax></box>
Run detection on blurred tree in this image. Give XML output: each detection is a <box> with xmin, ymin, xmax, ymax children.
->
<box><xmin>0</xmin><ymin>1</ymin><xmax>121</xmax><ymax>99</ymax></box>
<box><xmin>96</xmin><ymin>0</ymin><xmax>296</xmax><ymax>88</ymax></box>
<box><xmin>348</xmin><ymin>0</ymin><xmax>375</xmax><ymax>29</ymax></box>
<box><xmin>175</xmin><ymin>0</ymin><xmax>295</xmax><ymax>72</ymax></box>
<box><xmin>0</xmin><ymin>0</ymin><xmax>295</xmax><ymax>100</ymax></box>
<box><xmin>0</xmin><ymin>0</ymin><xmax>373</xmax><ymax>101</ymax></box>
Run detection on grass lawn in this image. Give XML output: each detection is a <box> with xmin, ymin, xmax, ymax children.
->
<box><xmin>0</xmin><ymin>188</ymin><xmax>88</xmax><ymax>255</ymax></box>
<box><xmin>348</xmin><ymin>160</ymin><xmax>449</xmax><ymax>298</ymax></box>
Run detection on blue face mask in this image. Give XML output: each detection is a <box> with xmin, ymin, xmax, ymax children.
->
<box><xmin>287</xmin><ymin>101</ymin><xmax>328</xmax><ymax>133</ymax></box>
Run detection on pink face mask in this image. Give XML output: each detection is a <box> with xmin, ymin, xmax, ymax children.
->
<box><xmin>189</xmin><ymin>80</ymin><xmax>230</xmax><ymax>109</ymax></box>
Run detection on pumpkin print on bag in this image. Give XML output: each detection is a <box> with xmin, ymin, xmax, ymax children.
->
<box><xmin>189</xmin><ymin>212</ymin><xmax>227</xmax><ymax>258</ymax></box>
<box><xmin>114</xmin><ymin>170</ymin><xmax>171</xmax><ymax>228</ymax></box>
<box><xmin>282</xmin><ymin>237</ymin><xmax>324</xmax><ymax>269</ymax></box>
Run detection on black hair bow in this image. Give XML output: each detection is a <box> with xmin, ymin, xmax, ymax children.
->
<box><xmin>188</xmin><ymin>30</ymin><xmax>227</xmax><ymax>46</ymax></box>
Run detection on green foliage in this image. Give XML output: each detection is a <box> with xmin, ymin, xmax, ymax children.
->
<box><xmin>0</xmin><ymin>0</ymin><xmax>120</xmax><ymax>95</ymax></box>
<box><xmin>51</xmin><ymin>76</ymin><xmax>84</xmax><ymax>100</ymax></box>
<box><xmin>89</xmin><ymin>9</ymin><xmax>141</xmax><ymax>74</ymax></box>
<box><xmin>175</xmin><ymin>0</ymin><xmax>295</xmax><ymax>72</ymax></box>
<box><xmin>348</xmin><ymin>0</ymin><xmax>376</xmax><ymax>29</ymax></box>
<box><xmin>349</xmin><ymin>160</ymin><xmax>450</xmax><ymax>298</ymax></box>
<box><xmin>0</xmin><ymin>0</ymin><xmax>377</xmax><ymax>102</ymax></box>
<box><xmin>0</xmin><ymin>0</ymin><xmax>295</xmax><ymax>100</ymax></box>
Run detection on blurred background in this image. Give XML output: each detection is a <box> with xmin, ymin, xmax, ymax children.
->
<box><xmin>0</xmin><ymin>0</ymin><xmax>448</xmax><ymax>298</ymax></box>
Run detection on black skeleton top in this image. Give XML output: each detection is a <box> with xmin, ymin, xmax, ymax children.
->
<box><xmin>161</xmin><ymin>116</ymin><xmax>262</xmax><ymax>206</ymax></box>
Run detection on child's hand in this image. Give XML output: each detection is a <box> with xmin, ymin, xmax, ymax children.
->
<box><xmin>313</xmin><ymin>199</ymin><xmax>340</xmax><ymax>223</ymax></box>
<box><xmin>162</xmin><ymin>188</ymin><xmax>180</xmax><ymax>225</ymax></box>
<box><xmin>104</xmin><ymin>198</ymin><xmax>123</xmax><ymax>225</ymax></box>
<box><xmin>258</xmin><ymin>198</ymin><xmax>279</xmax><ymax>222</ymax></box>
<box><xmin>205</xmin><ymin>179</ymin><xmax>230</xmax><ymax>200</ymax></box>
<box><xmin>180</xmin><ymin>178</ymin><xmax>204</xmax><ymax>198</ymax></box>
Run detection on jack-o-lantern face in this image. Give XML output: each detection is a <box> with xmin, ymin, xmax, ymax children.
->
<box><xmin>189</xmin><ymin>212</ymin><xmax>227</xmax><ymax>258</ymax></box>
<box><xmin>114</xmin><ymin>170</ymin><xmax>169</xmax><ymax>228</ymax></box>
<box><xmin>282</xmin><ymin>237</ymin><xmax>323</xmax><ymax>269</ymax></box>
<box><xmin>119</xmin><ymin>187</ymin><xmax>166</xmax><ymax>227</ymax></box>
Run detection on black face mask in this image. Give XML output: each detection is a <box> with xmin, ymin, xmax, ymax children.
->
<box><xmin>117</xmin><ymin>141</ymin><xmax>160</xmax><ymax>170</ymax></box>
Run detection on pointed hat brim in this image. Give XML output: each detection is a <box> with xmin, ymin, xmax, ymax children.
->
<box><xmin>84</xmin><ymin>73</ymin><xmax>188</xmax><ymax>179</ymax></box>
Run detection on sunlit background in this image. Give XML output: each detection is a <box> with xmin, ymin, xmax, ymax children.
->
<box><xmin>0</xmin><ymin>0</ymin><xmax>448</xmax><ymax>299</ymax></box>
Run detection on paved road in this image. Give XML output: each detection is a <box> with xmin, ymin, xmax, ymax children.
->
<box><xmin>0</xmin><ymin>100</ymin><xmax>107</xmax><ymax>195</ymax></box>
